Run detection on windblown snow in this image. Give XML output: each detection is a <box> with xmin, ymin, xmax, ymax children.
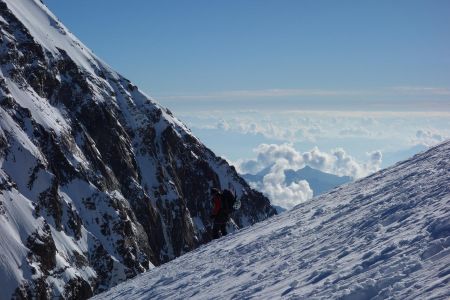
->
<box><xmin>95</xmin><ymin>141</ymin><xmax>450</xmax><ymax>299</ymax></box>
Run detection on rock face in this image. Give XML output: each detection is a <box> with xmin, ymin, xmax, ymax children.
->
<box><xmin>0</xmin><ymin>1</ymin><xmax>276</xmax><ymax>299</ymax></box>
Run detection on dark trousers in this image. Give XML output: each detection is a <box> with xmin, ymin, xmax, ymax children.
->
<box><xmin>212</xmin><ymin>221</ymin><xmax>227</xmax><ymax>239</ymax></box>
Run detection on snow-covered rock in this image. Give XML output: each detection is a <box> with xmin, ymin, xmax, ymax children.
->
<box><xmin>94</xmin><ymin>141</ymin><xmax>450</xmax><ymax>299</ymax></box>
<box><xmin>0</xmin><ymin>0</ymin><xmax>275</xmax><ymax>298</ymax></box>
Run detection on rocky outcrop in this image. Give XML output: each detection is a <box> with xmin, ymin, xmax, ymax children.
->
<box><xmin>0</xmin><ymin>0</ymin><xmax>276</xmax><ymax>299</ymax></box>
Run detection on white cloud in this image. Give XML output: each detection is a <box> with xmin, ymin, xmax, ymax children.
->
<box><xmin>156</xmin><ymin>88</ymin><xmax>369</xmax><ymax>100</ymax></box>
<box><xmin>184</xmin><ymin>110</ymin><xmax>448</xmax><ymax>173</ymax></box>
<box><xmin>239</xmin><ymin>159</ymin><xmax>261</xmax><ymax>174</ymax></box>
<box><xmin>225</xmin><ymin>118</ymin><xmax>324</xmax><ymax>142</ymax></box>
<box><xmin>237</xmin><ymin>143</ymin><xmax>382</xmax><ymax>210</ymax></box>
<box><xmin>414</xmin><ymin>129</ymin><xmax>446</xmax><ymax>146</ymax></box>
<box><xmin>239</xmin><ymin>143</ymin><xmax>382</xmax><ymax>179</ymax></box>
<box><xmin>303</xmin><ymin>147</ymin><xmax>382</xmax><ymax>178</ymax></box>
<box><xmin>182</xmin><ymin>111</ymin><xmax>450</xmax><ymax>149</ymax></box>
<box><xmin>339</xmin><ymin>127</ymin><xmax>370</xmax><ymax>136</ymax></box>
<box><xmin>180</xmin><ymin>110</ymin><xmax>449</xmax><ymax>209</ymax></box>
<box><xmin>391</xmin><ymin>86</ymin><xmax>450</xmax><ymax>96</ymax></box>
<box><xmin>260</xmin><ymin>159</ymin><xmax>313</xmax><ymax>210</ymax></box>
<box><xmin>157</xmin><ymin>86</ymin><xmax>450</xmax><ymax>101</ymax></box>
<box><xmin>369</xmin><ymin>150</ymin><xmax>383</xmax><ymax>165</ymax></box>
<box><xmin>253</xmin><ymin>143</ymin><xmax>304</xmax><ymax>171</ymax></box>
<box><xmin>216</xmin><ymin>119</ymin><xmax>230</xmax><ymax>131</ymax></box>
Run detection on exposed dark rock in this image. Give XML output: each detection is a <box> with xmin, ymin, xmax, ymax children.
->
<box><xmin>12</xmin><ymin>278</ymin><xmax>49</xmax><ymax>300</ymax></box>
<box><xmin>64</xmin><ymin>277</ymin><xmax>93</xmax><ymax>300</ymax></box>
<box><xmin>36</xmin><ymin>180</ymin><xmax>63</xmax><ymax>230</ymax></box>
<box><xmin>0</xmin><ymin>199</ymin><xmax>5</xmax><ymax>215</ymax></box>
<box><xmin>26</xmin><ymin>222</ymin><xmax>57</xmax><ymax>274</ymax></box>
<box><xmin>67</xmin><ymin>203</ymin><xmax>83</xmax><ymax>240</ymax></box>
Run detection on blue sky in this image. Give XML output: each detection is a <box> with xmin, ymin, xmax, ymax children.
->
<box><xmin>45</xmin><ymin>0</ymin><xmax>450</xmax><ymax>99</ymax></box>
<box><xmin>44</xmin><ymin>0</ymin><xmax>450</xmax><ymax>184</ymax></box>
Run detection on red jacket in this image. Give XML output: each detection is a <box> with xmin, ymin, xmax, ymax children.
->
<box><xmin>211</xmin><ymin>194</ymin><xmax>221</xmax><ymax>216</ymax></box>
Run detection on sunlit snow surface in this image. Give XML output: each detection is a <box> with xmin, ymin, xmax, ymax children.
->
<box><xmin>95</xmin><ymin>141</ymin><xmax>450</xmax><ymax>299</ymax></box>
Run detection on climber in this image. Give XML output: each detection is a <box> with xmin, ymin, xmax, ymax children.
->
<box><xmin>210</xmin><ymin>187</ymin><xmax>230</xmax><ymax>239</ymax></box>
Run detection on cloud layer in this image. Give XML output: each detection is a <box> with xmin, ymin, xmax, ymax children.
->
<box><xmin>177</xmin><ymin>110</ymin><xmax>449</xmax><ymax>209</ymax></box>
<box><xmin>157</xmin><ymin>86</ymin><xmax>450</xmax><ymax>100</ymax></box>
<box><xmin>260</xmin><ymin>159</ymin><xmax>313</xmax><ymax>210</ymax></box>
<box><xmin>239</xmin><ymin>143</ymin><xmax>382</xmax><ymax>179</ymax></box>
<box><xmin>415</xmin><ymin>129</ymin><xmax>445</xmax><ymax>146</ymax></box>
<box><xmin>238</xmin><ymin>143</ymin><xmax>382</xmax><ymax>210</ymax></box>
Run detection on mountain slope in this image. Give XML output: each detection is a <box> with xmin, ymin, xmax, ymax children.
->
<box><xmin>0</xmin><ymin>0</ymin><xmax>275</xmax><ymax>298</ymax></box>
<box><xmin>95</xmin><ymin>141</ymin><xmax>450</xmax><ymax>299</ymax></box>
<box><xmin>284</xmin><ymin>166</ymin><xmax>352</xmax><ymax>195</ymax></box>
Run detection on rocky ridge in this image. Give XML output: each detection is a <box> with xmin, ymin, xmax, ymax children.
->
<box><xmin>0</xmin><ymin>0</ymin><xmax>275</xmax><ymax>298</ymax></box>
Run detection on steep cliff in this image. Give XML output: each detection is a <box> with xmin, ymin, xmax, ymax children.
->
<box><xmin>0</xmin><ymin>0</ymin><xmax>275</xmax><ymax>298</ymax></box>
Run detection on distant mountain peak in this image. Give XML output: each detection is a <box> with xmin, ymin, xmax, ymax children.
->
<box><xmin>242</xmin><ymin>165</ymin><xmax>352</xmax><ymax>201</ymax></box>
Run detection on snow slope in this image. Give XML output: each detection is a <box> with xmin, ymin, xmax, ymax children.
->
<box><xmin>94</xmin><ymin>141</ymin><xmax>450</xmax><ymax>299</ymax></box>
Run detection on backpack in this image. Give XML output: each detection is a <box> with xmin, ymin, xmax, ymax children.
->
<box><xmin>221</xmin><ymin>189</ymin><xmax>236</xmax><ymax>213</ymax></box>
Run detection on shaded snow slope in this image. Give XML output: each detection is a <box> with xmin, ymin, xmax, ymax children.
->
<box><xmin>0</xmin><ymin>0</ymin><xmax>275</xmax><ymax>298</ymax></box>
<box><xmin>95</xmin><ymin>141</ymin><xmax>450</xmax><ymax>300</ymax></box>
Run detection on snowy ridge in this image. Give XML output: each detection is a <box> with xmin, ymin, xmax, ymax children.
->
<box><xmin>2</xmin><ymin>0</ymin><xmax>190</xmax><ymax>135</ymax></box>
<box><xmin>95</xmin><ymin>141</ymin><xmax>450</xmax><ymax>299</ymax></box>
<box><xmin>0</xmin><ymin>0</ymin><xmax>275</xmax><ymax>298</ymax></box>
<box><xmin>4</xmin><ymin>0</ymin><xmax>99</xmax><ymax>73</ymax></box>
